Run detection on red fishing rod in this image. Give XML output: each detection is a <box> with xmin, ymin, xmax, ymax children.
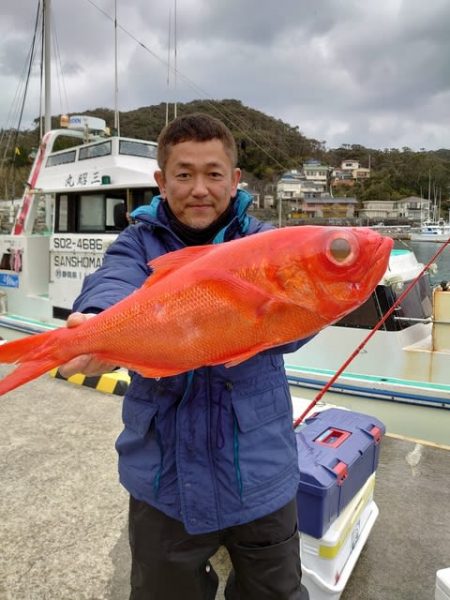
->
<box><xmin>293</xmin><ymin>236</ymin><xmax>450</xmax><ymax>428</ymax></box>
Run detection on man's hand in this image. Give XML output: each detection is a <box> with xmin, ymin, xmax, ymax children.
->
<box><xmin>58</xmin><ymin>312</ymin><xmax>118</xmax><ymax>378</ymax></box>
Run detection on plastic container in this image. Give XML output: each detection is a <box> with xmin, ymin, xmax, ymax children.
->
<box><xmin>296</xmin><ymin>408</ymin><xmax>385</xmax><ymax>538</ymax></box>
<box><xmin>300</xmin><ymin>473</ymin><xmax>376</xmax><ymax>586</ymax></box>
<box><xmin>436</xmin><ymin>568</ymin><xmax>450</xmax><ymax>600</ymax></box>
<box><xmin>301</xmin><ymin>501</ymin><xmax>379</xmax><ymax>600</ymax></box>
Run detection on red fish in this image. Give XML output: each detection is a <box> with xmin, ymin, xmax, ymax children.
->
<box><xmin>0</xmin><ymin>227</ymin><xmax>393</xmax><ymax>395</ymax></box>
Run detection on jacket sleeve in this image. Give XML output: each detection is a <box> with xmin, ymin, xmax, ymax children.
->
<box><xmin>73</xmin><ymin>226</ymin><xmax>152</xmax><ymax>314</ymax></box>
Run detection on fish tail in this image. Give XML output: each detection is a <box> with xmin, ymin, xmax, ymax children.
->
<box><xmin>0</xmin><ymin>357</ymin><xmax>61</xmax><ymax>396</ymax></box>
<box><xmin>0</xmin><ymin>329</ymin><xmax>69</xmax><ymax>396</ymax></box>
<box><xmin>0</xmin><ymin>329</ymin><xmax>66</xmax><ymax>364</ymax></box>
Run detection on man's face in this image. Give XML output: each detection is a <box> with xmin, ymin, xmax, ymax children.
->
<box><xmin>154</xmin><ymin>139</ymin><xmax>241</xmax><ymax>229</ymax></box>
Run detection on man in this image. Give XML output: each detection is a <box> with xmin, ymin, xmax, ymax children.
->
<box><xmin>61</xmin><ymin>113</ymin><xmax>310</xmax><ymax>599</ymax></box>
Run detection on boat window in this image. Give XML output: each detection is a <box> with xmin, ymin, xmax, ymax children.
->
<box><xmin>128</xmin><ymin>187</ymin><xmax>158</xmax><ymax>211</ymax></box>
<box><xmin>78</xmin><ymin>141</ymin><xmax>112</xmax><ymax>160</ymax></box>
<box><xmin>335</xmin><ymin>274</ymin><xmax>433</xmax><ymax>331</ymax></box>
<box><xmin>119</xmin><ymin>140</ymin><xmax>157</xmax><ymax>159</ymax></box>
<box><xmin>335</xmin><ymin>293</ymin><xmax>381</xmax><ymax>329</ymax></box>
<box><xmin>57</xmin><ymin>195</ymin><xmax>69</xmax><ymax>232</ymax></box>
<box><xmin>51</xmin><ymin>135</ymin><xmax>85</xmax><ymax>153</ymax></box>
<box><xmin>55</xmin><ymin>191</ymin><xmax>129</xmax><ymax>233</ymax></box>
<box><xmin>32</xmin><ymin>194</ymin><xmax>52</xmax><ymax>234</ymax></box>
<box><xmin>392</xmin><ymin>273</ymin><xmax>433</xmax><ymax>326</ymax></box>
<box><xmin>46</xmin><ymin>150</ymin><xmax>76</xmax><ymax>167</ymax></box>
<box><xmin>106</xmin><ymin>197</ymin><xmax>128</xmax><ymax>230</ymax></box>
<box><xmin>78</xmin><ymin>194</ymin><xmax>105</xmax><ymax>232</ymax></box>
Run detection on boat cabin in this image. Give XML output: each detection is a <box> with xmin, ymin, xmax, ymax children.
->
<box><xmin>0</xmin><ymin>117</ymin><xmax>160</xmax><ymax>332</ymax></box>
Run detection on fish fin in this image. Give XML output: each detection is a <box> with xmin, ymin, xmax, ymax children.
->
<box><xmin>193</xmin><ymin>270</ymin><xmax>294</xmax><ymax>320</ymax></box>
<box><xmin>224</xmin><ymin>351</ymin><xmax>263</xmax><ymax>368</ymax></box>
<box><xmin>0</xmin><ymin>329</ymin><xmax>62</xmax><ymax>364</ymax></box>
<box><xmin>0</xmin><ymin>328</ymin><xmax>71</xmax><ymax>395</ymax></box>
<box><xmin>133</xmin><ymin>365</ymin><xmax>182</xmax><ymax>378</ymax></box>
<box><xmin>96</xmin><ymin>358</ymin><xmax>182</xmax><ymax>379</ymax></box>
<box><xmin>0</xmin><ymin>358</ymin><xmax>61</xmax><ymax>396</ymax></box>
<box><xmin>146</xmin><ymin>246</ymin><xmax>215</xmax><ymax>286</ymax></box>
<box><xmin>223</xmin><ymin>341</ymin><xmax>283</xmax><ymax>368</ymax></box>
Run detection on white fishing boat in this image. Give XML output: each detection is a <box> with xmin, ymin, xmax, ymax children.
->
<box><xmin>284</xmin><ymin>247</ymin><xmax>450</xmax><ymax>409</ymax></box>
<box><xmin>409</xmin><ymin>219</ymin><xmax>450</xmax><ymax>242</ymax></box>
<box><xmin>0</xmin><ymin>115</ymin><xmax>159</xmax><ymax>337</ymax></box>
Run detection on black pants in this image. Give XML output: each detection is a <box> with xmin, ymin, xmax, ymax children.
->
<box><xmin>128</xmin><ymin>496</ymin><xmax>310</xmax><ymax>600</ymax></box>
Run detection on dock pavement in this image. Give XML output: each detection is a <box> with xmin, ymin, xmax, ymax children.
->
<box><xmin>0</xmin><ymin>366</ymin><xmax>449</xmax><ymax>600</ymax></box>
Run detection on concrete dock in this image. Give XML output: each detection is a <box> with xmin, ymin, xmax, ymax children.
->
<box><xmin>1</xmin><ymin>367</ymin><xmax>449</xmax><ymax>600</ymax></box>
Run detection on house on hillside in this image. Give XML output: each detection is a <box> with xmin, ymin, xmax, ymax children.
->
<box><xmin>332</xmin><ymin>160</ymin><xmax>370</xmax><ymax>187</ymax></box>
<box><xmin>358</xmin><ymin>201</ymin><xmax>398</xmax><ymax>220</ymax></box>
<box><xmin>303</xmin><ymin>160</ymin><xmax>331</xmax><ymax>183</ymax></box>
<box><xmin>396</xmin><ymin>196</ymin><xmax>431</xmax><ymax>221</ymax></box>
<box><xmin>358</xmin><ymin>197</ymin><xmax>431</xmax><ymax>222</ymax></box>
<box><xmin>289</xmin><ymin>196</ymin><xmax>357</xmax><ymax>220</ymax></box>
<box><xmin>276</xmin><ymin>170</ymin><xmax>303</xmax><ymax>203</ymax></box>
<box><xmin>276</xmin><ymin>163</ymin><xmax>330</xmax><ymax>212</ymax></box>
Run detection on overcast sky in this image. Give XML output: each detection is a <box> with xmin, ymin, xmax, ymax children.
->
<box><xmin>1</xmin><ymin>0</ymin><xmax>450</xmax><ymax>151</ymax></box>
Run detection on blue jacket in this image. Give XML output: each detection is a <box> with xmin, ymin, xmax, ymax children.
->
<box><xmin>73</xmin><ymin>190</ymin><xmax>310</xmax><ymax>534</ymax></box>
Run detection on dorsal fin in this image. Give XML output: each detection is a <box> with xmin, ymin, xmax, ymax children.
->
<box><xmin>145</xmin><ymin>245</ymin><xmax>216</xmax><ymax>286</ymax></box>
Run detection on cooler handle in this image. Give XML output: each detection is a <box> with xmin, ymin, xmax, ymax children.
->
<box><xmin>314</xmin><ymin>427</ymin><xmax>351</xmax><ymax>448</ymax></box>
<box><xmin>332</xmin><ymin>460</ymin><xmax>348</xmax><ymax>485</ymax></box>
<box><xmin>369</xmin><ymin>425</ymin><xmax>382</xmax><ymax>444</ymax></box>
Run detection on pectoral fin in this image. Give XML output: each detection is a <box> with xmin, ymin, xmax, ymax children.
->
<box><xmin>192</xmin><ymin>269</ymin><xmax>293</xmax><ymax>322</ymax></box>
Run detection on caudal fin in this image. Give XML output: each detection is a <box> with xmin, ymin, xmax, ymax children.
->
<box><xmin>0</xmin><ymin>357</ymin><xmax>61</xmax><ymax>396</ymax></box>
<box><xmin>0</xmin><ymin>329</ymin><xmax>68</xmax><ymax>396</ymax></box>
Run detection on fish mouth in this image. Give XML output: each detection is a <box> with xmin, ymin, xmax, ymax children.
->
<box><xmin>371</xmin><ymin>235</ymin><xmax>394</xmax><ymax>274</ymax></box>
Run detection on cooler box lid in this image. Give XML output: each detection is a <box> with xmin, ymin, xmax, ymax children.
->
<box><xmin>297</xmin><ymin>408</ymin><xmax>385</xmax><ymax>496</ymax></box>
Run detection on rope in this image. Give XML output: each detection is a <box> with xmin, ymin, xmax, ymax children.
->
<box><xmin>293</xmin><ymin>236</ymin><xmax>450</xmax><ymax>428</ymax></box>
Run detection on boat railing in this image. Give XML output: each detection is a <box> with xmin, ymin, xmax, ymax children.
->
<box><xmin>393</xmin><ymin>316</ymin><xmax>432</xmax><ymax>324</ymax></box>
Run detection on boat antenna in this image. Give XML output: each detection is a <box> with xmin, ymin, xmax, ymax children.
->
<box><xmin>43</xmin><ymin>0</ymin><xmax>52</xmax><ymax>134</ymax></box>
<box><xmin>174</xmin><ymin>0</ymin><xmax>177</xmax><ymax>119</ymax></box>
<box><xmin>165</xmin><ymin>8</ymin><xmax>172</xmax><ymax>126</ymax></box>
<box><xmin>293</xmin><ymin>236</ymin><xmax>450</xmax><ymax>428</ymax></box>
<box><xmin>165</xmin><ymin>0</ymin><xmax>177</xmax><ymax>125</ymax></box>
<box><xmin>114</xmin><ymin>0</ymin><xmax>120</xmax><ymax>135</ymax></box>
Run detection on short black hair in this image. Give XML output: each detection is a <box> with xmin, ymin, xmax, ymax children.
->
<box><xmin>157</xmin><ymin>113</ymin><xmax>238</xmax><ymax>170</ymax></box>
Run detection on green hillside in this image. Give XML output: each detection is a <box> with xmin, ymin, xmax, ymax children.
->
<box><xmin>1</xmin><ymin>99</ymin><xmax>450</xmax><ymax>211</ymax></box>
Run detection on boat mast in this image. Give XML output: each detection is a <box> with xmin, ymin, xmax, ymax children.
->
<box><xmin>43</xmin><ymin>0</ymin><xmax>52</xmax><ymax>134</ymax></box>
<box><xmin>173</xmin><ymin>0</ymin><xmax>177</xmax><ymax>119</ymax></box>
<box><xmin>114</xmin><ymin>0</ymin><xmax>120</xmax><ymax>135</ymax></box>
<box><xmin>165</xmin><ymin>0</ymin><xmax>177</xmax><ymax>125</ymax></box>
<box><xmin>165</xmin><ymin>8</ymin><xmax>172</xmax><ymax>126</ymax></box>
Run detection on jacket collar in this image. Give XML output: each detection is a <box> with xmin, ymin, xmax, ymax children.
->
<box><xmin>130</xmin><ymin>189</ymin><xmax>253</xmax><ymax>242</ymax></box>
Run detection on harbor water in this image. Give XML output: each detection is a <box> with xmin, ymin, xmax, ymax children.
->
<box><xmin>404</xmin><ymin>239</ymin><xmax>450</xmax><ymax>284</ymax></box>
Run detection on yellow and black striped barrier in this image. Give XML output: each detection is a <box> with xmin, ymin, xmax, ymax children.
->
<box><xmin>49</xmin><ymin>368</ymin><xmax>130</xmax><ymax>396</ymax></box>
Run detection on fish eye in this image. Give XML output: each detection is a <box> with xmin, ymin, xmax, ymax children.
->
<box><xmin>329</xmin><ymin>237</ymin><xmax>352</xmax><ymax>263</ymax></box>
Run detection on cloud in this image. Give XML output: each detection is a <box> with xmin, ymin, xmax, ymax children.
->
<box><xmin>1</xmin><ymin>0</ymin><xmax>450</xmax><ymax>150</ymax></box>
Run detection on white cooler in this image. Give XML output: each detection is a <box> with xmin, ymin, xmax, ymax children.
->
<box><xmin>300</xmin><ymin>473</ymin><xmax>378</xmax><ymax>600</ymax></box>
<box><xmin>436</xmin><ymin>569</ymin><xmax>450</xmax><ymax>600</ymax></box>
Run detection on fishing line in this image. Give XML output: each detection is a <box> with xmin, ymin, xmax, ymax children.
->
<box><xmin>293</xmin><ymin>236</ymin><xmax>450</xmax><ymax>428</ymax></box>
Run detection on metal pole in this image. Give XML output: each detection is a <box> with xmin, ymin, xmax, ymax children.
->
<box><xmin>114</xmin><ymin>0</ymin><xmax>120</xmax><ymax>135</ymax></box>
<box><xmin>43</xmin><ymin>0</ymin><xmax>52</xmax><ymax>133</ymax></box>
<box><xmin>174</xmin><ymin>0</ymin><xmax>177</xmax><ymax>118</ymax></box>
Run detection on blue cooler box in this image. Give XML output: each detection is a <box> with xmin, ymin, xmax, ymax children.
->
<box><xmin>296</xmin><ymin>408</ymin><xmax>385</xmax><ymax>538</ymax></box>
